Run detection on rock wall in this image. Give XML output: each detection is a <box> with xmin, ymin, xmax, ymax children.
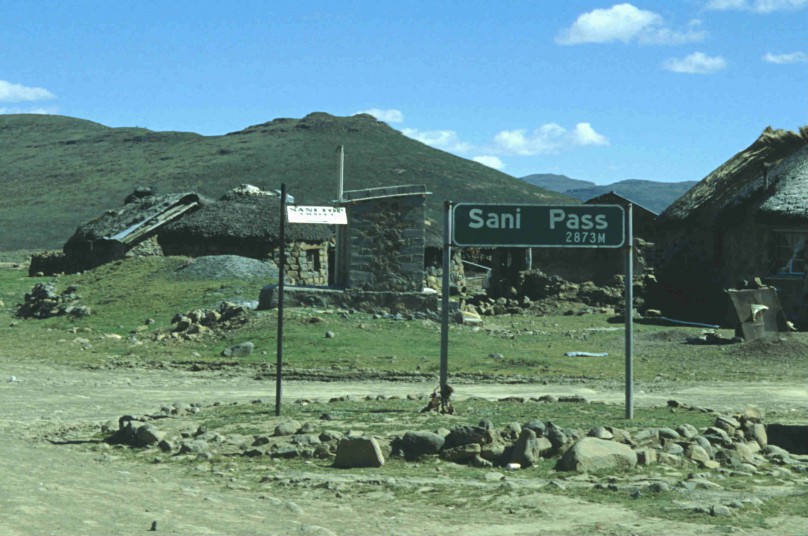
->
<box><xmin>342</xmin><ymin>191</ymin><xmax>426</xmax><ymax>292</ymax></box>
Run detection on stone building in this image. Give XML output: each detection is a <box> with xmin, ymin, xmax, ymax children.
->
<box><xmin>31</xmin><ymin>191</ymin><xmax>204</xmax><ymax>275</ymax></box>
<box><xmin>159</xmin><ymin>186</ymin><xmax>332</xmax><ymax>286</ymax></box>
<box><xmin>334</xmin><ymin>184</ymin><xmax>430</xmax><ymax>291</ymax></box>
<box><xmin>651</xmin><ymin>126</ymin><xmax>808</xmax><ymax>327</ymax></box>
<box><xmin>33</xmin><ymin>185</ymin><xmax>332</xmax><ymax>286</ymax></box>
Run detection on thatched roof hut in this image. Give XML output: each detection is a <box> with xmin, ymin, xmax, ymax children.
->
<box><xmin>651</xmin><ymin>125</ymin><xmax>808</xmax><ymax>327</ymax></box>
<box><xmin>61</xmin><ymin>191</ymin><xmax>205</xmax><ymax>272</ymax></box>
<box><xmin>159</xmin><ymin>187</ymin><xmax>332</xmax><ymax>259</ymax></box>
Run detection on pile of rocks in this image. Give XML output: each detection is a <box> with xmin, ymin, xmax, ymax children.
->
<box><xmin>16</xmin><ymin>283</ymin><xmax>90</xmax><ymax>319</ymax></box>
<box><xmin>104</xmin><ymin>398</ymin><xmax>807</xmax><ymax>481</ymax></box>
<box><xmin>158</xmin><ymin>302</ymin><xmax>250</xmax><ymax>341</ymax></box>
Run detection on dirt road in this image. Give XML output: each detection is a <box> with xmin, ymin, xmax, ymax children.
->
<box><xmin>1</xmin><ymin>360</ymin><xmax>807</xmax><ymax>535</ymax></box>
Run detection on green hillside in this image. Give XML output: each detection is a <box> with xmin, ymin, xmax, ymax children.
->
<box><xmin>521</xmin><ymin>173</ymin><xmax>697</xmax><ymax>214</ymax></box>
<box><xmin>0</xmin><ymin>112</ymin><xmax>572</xmax><ymax>251</ymax></box>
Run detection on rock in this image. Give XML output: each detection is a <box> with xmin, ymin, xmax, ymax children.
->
<box><xmin>633</xmin><ymin>429</ymin><xmax>659</xmax><ymax>446</ymax></box>
<box><xmin>635</xmin><ymin>447</ymin><xmax>657</xmax><ymax>466</ymax></box>
<box><xmin>271</xmin><ymin>447</ymin><xmax>300</xmax><ymax>459</ymax></box>
<box><xmin>742</xmin><ymin>405</ymin><xmax>765</xmax><ymax>422</ymax></box>
<box><xmin>179</xmin><ymin>439</ymin><xmax>209</xmax><ymax>454</ymax></box>
<box><xmin>500</xmin><ymin>422</ymin><xmax>522</xmax><ymax>441</ymax></box>
<box><xmin>274</xmin><ymin>421</ymin><xmax>302</xmax><ymax>436</ymax></box>
<box><xmin>444</xmin><ymin>425</ymin><xmax>487</xmax><ymax>449</ymax></box>
<box><xmin>557</xmin><ymin>438</ymin><xmax>637</xmax><ymax>472</ymax></box>
<box><xmin>325</xmin><ymin>331</ymin><xmax>335</xmax><ymax>338</ymax></box>
<box><xmin>440</xmin><ymin>443</ymin><xmax>481</xmax><ymax>463</ymax></box>
<box><xmin>663</xmin><ymin>442</ymin><xmax>684</xmax><ymax>456</ymax></box>
<box><xmin>399</xmin><ymin>431</ymin><xmax>445</xmax><ymax>459</ymax></box>
<box><xmin>657</xmin><ymin>428</ymin><xmax>681</xmax><ymax>441</ymax></box>
<box><xmin>588</xmin><ymin>426</ymin><xmax>613</xmax><ymax>440</ymax></box>
<box><xmin>135</xmin><ymin>424</ymin><xmax>165</xmax><ymax>446</ymax></box>
<box><xmin>694</xmin><ymin>436</ymin><xmax>714</xmax><ymax>457</ymax></box>
<box><xmin>647</xmin><ymin>481</ymin><xmax>671</xmax><ymax>493</ymax></box>
<box><xmin>746</xmin><ymin>423</ymin><xmax>767</xmax><ymax>446</ymax></box>
<box><xmin>470</xmin><ymin>454</ymin><xmax>494</xmax><ymax>468</ymax></box>
<box><xmin>711</xmin><ymin>505</ymin><xmax>733</xmax><ymax>517</ymax></box>
<box><xmin>714</xmin><ymin>416</ymin><xmax>741</xmax><ymax>434</ymax></box>
<box><xmin>677</xmin><ymin>423</ymin><xmax>699</xmax><ymax>439</ymax></box>
<box><xmin>333</xmin><ymin>437</ymin><xmax>385</xmax><ymax>468</ymax></box>
<box><xmin>510</xmin><ymin>429</ymin><xmax>553</xmax><ymax>467</ymax></box>
<box><xmin>606</xmin><ymin>427</ymin><xmax>633</xmax><ymax>445</ymax></box>
<box><xmin>221</xmin><ymin>341</ymin><xmax>254</xmax><ymax>358</ymax></box>
<box><xmin>703</xmin><ymin>426</ymin><xmax>732</xmax><ymax>446</ymax></box>
<box><xmin>687</xmin><ymin>444</ymin><xmax>711</xmax><ymax>464</ymax></box>
<box><xmin>523</xmin><ymin>419</ymin><xmax>547</xmax><ymax>436</ymax></box>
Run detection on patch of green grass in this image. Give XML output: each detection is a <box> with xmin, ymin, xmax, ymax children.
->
<box><xmin>3</xmin><ymin>258</ymin><xmax>808</xmax><ymax>388</ymax></box>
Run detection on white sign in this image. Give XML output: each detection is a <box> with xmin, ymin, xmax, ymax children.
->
<box><xmin>286</xmin><ymin>205</ymin><xmax>347</xmax><ymax>225</ymax></box>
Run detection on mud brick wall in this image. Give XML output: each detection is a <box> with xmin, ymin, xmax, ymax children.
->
<box><xmin>345</xmin><ymin>194</ymin><xmax>426</xmax><ymax>292</ymax></box>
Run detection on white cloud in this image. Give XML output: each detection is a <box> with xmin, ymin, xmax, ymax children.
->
<box><xmin>356</xmin><ymin>108</ymin><xmax>404</xmax><ymax>123</ymax></box>
<box><xmin>402</xmin><ymin>128</ymin><xmax>472</xmax><ymax>153</ymax></box>
<box><xmin>473</xmin><ymin>156</ymin><xmax>505</xmax><ymax>170</ymax></box>
<box><xmin>763</xmin><ymin>51</ymin><xmax>808</xmax><ymax>63</ymax></box>
<box><xmin>706</xmin><ymin>0</ymin><xmax>807</xmax><ymax>12</ymax></box>
<box><xmin>0</xmin><ymin>80</ymin><xmax>56</xmax><ymax>103</ymax></box>
<box><xmin>571</xmin><ymin>123</ymin><xmax>610</xmax><ymax>146</ymax></box>
<box><xmin>556</xmin><ymin>3</ymin><xmax>704</xmax><ymax>45</ymax></box>
<box><xmin>663</xmin><ymin>52</ymin><xmax>727</xmax><ymax>74</ymax></box>
<box><xmin>0</xmin><ymin>106</ymin><xmax>58</xmax><ymax>115</ymax></box>
<box><xmin>493</xmin><ymin>122</ymin><xmax>609</xmax><ymax>156</ymax></box>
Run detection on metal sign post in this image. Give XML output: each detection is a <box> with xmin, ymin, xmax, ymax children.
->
<box><xmin>439</xmin><ymin>201</ymin><xmax>452</xmax><ymax>411</ymax></box>
<box><xmin>624</xmin><ymin>204</ymin><xmax>634</xmax><ymax>419</ymax></box>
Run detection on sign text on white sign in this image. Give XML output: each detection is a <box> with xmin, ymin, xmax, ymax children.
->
<box><xmin>286</xmin><ymin>205</ymin><xmax>347</xmax><ymax>225</ymax></box>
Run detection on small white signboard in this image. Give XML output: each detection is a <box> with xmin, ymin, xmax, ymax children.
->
<box><xmin>286</xmin><ymin>205</ymin><xmax>347</xmax><ymax>225</ymax></box>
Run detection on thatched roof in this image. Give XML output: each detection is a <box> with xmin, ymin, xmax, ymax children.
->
<box><xmin>659</xmin><ymin>126</ymin><xmax>808</xmax><ymax>227</ymax></box>
<box><xmin>161</xmin><ymin>192</ymin><xmax>332</xmax><ymax>244</ymax></box>
<box><xmin>758</xmin><ymin>144</ymin><xmax>808</xmax><ymax>223</ymax></box>
<box><xmin>65</xmin><ymin>192</ymin><xmax>204</xmax><ymax>248</ymax></box>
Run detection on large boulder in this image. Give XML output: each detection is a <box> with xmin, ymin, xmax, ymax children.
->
<box><xmin>557</xmin><ymin>437</ymin><xmax>637</xmax><ymax>472</ymax></box>
<box><xmin>510</xmin><ymin>429</ymin><xmax>553</xmax><ymax>467</ymax></box>
<box><xmin>398</xmin><ymin>431</ymin><xmax>445</xmax><ymax>459</ymax></box>
<box><xmin>333</xmin><ymin>437</ymin><xmax>385</xmax><ymax>468</ymax></box>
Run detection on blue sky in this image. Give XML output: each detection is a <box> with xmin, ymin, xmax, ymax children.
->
<box><xmin>1</xmin><ymin>1</ymin><xmax>806</xmax><ymax>184</ymax></box>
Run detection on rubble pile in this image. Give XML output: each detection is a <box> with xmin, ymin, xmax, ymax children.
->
<box><xmin>16</xmin><ymin>283</ymin><xmax>90</xmax><ymax>319</ymax></box>
<box><xmin>156</xmin><ymin>301</ymin><xmax>251</xmax><ymax>341</ymax></box>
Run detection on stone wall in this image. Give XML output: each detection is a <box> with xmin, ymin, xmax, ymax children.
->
<box><xmin>267</xmin><ymin>242</ymin><xmax>328</xmax><ymax>286</ymax></box>
<box><xmin>339</xmin><ymin>186</ymin><xmax>428</xmax><ymax>292</ymax></box>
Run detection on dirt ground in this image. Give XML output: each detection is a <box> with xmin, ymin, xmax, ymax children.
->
<box><xmin>2</xmin><ymin>358</ymin><xmax>807</xmax><ymax>535</ymax></box>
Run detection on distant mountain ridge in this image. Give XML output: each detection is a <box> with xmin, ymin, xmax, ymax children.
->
<box><xmin>521</xmin><ymin>173</ymin><xmax>697</xmax><ymax>214</ymax></box>
<box><xmin>0</xmin><ymin>113</ymin><xmax>572</xmax><ymax>250</ymax></box>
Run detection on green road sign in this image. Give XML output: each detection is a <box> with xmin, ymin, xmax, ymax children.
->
<box><xmin>452</xmin><ymin>203</ymin><xmax>625</xmax><ymax>248</ymax></box>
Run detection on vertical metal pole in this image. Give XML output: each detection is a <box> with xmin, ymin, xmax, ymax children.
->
<box><xmin>337</xmin><ymin>145</ymin><xmax>345</xmax><ymax>201</ymax></box>
<box><xmin>334</xmin><ymin>146</ymin><xmax>345</xmax><ymax>287</ymax></box>
<box><xmin>275</xmin><ymin>183</ymin><xmax>287</xmax><ymax>417</ymax></box>
<box><xmin>439</xmin><ymin>201</ymin><xmax>452</xmax><ymax>410</ymax></box>
<box><xmin>625</xmin><ymin>203</ymin><xmax>634</xmax><ymax>420</ymax></box>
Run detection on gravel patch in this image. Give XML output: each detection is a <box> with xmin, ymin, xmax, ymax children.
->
<box><xmin>174</xmin><ymin>255</ymin><xmax>279</xmax><ymax>281</ymax></box>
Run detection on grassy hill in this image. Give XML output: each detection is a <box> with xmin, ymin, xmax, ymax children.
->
<box><xmin>521</xmin><ymin>174</ymin><xmax>697</xmax><ymax>214</ymax></box>
<box><xmin>0</xmin><ymin>113</ymin><xmax>572</xmax><ymax>251</ymax></box>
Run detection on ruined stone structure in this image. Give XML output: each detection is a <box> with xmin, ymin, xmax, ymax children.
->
<box><xmin>652</xmin><ymin>126</ymin><xmax>808</xmax><ymax>328</ymax></box>
<box><xmin>335</xmin><ymin>185</ymin><xmax>430</xmax><ymax>292</ymax></box>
